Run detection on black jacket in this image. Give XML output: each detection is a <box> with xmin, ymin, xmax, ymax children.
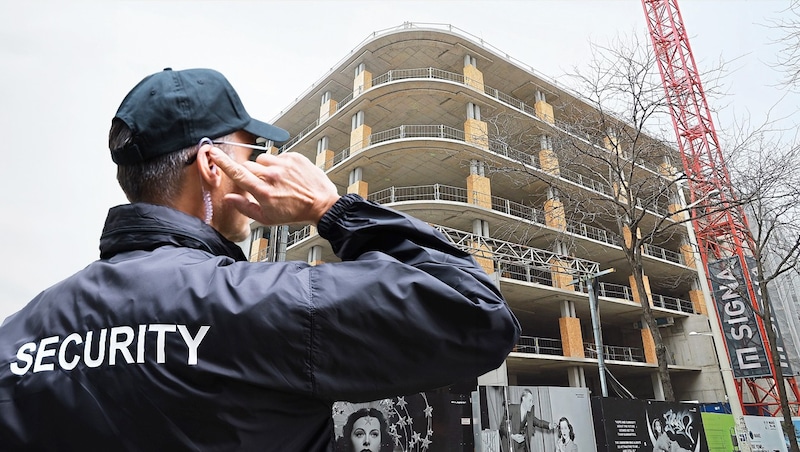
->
<box><xmin>0</xmin><ymin>194</ymin><xmax>520</xmax><ymax>451</ymax></box>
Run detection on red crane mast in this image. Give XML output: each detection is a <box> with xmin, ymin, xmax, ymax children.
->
<box><xmin>641</xmin><ymin>0</ymin><xmax>799</xmax><ymax>415</ymax></box>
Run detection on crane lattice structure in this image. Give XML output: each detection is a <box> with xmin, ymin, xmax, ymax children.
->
<box><xmin>642</xmin><ymin>0</ymin><xmax>800</xmax><ymax>416</ymax></box>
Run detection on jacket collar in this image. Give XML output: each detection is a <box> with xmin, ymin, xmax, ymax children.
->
<box><xmin>99</xmin><ymin>203</ymin><xmax>247</xmax><ymax>261</ymax></box>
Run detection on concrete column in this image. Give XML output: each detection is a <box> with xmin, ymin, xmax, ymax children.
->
<box><xmin>308</xmin><ymin>245</ymin><xmax>324</xmax><ymax>266</ymax></box>
<box><xmin>315</xmin><ymin>136</ymin><xmax>334</xmax><ymax>170</ymax></box>
<box><xmin>464</xmin><ymin>102</ymin><xmax>489</xmax><ymax>149</ymax></box>
<box><xmin>549</xmin><ymin>258</ymin><xmax>574</xmax><ymax>290</ymax></box>
<box><xmin>544</xmin><ymin>199</ymin><xmax>566</xmax><ymax>230</ymax></box>
<box><xmin>534</xmin><ymin>91</ymin><xmax>554</xmax><ymax>124</ymax></box>
<box><xmin>538</xmin><ymin>135</ymin><xmax>559</xmax><ymax>175</ymax></box>
<box><xmin>347</xmin><ymin>167</ymin><xmax>368</xmax><ymax>197</ymax></box>
<box><xmin>467</xmin><ymin>160</ymin><xmax>492</xmax><ymax>209</ymax></box>
<box><xmin>463</xmin><ymin>54</ymin><xmax>485</xmax><ymax>91</ymax></box>
<box><xmin>688</xmin><ymin>289</ymin><xmax>707</xmax><ymax>315</ymax></box>
<box><xmin>257</xmin><ymin>139</ymin><xmax>280</xmax><ymax>157</ymax></box>
<box><xmin>471</xmin><ymin>219</ymin><xmax>494</xmax><ymax>275</ymax></box>
<box><xmin>478</xmin><ymin>361</ymin><xmax>509</xmax><ymax>386</ymax></box>
<box><xmin>680</xmin><ymin>243</ymin><xmax>696</xmax><ymax>268</ymax></box>
<box><xmin>629</xmin><ymin>273</ymin><xmax>653</xmax><ymax>307</ymax></box>
<box><xmin>658</xmin><ymin>159</ymin><xmax>677</xmax><ymax>178</ymax></box>
<box><xmin>567</xmin><ymin>366</ymin><xmax>587</xmax><ymax>388</ymax></box>
<box><xmin>668</xmin><ymin>202</ymin><xmax>688</xmax><ymax>222</ymax></box>
<box><xmin>350</xmin><ymin>111</ymin><xmax>371</xmax><ymax>154</ymax></box>
<box><xmin>603</xmin><ymin>129</ymin><xmax>622</xmax><ymax>157</ymax></box>
<box><xmin>544</xmin><ymin>187</ymin><xmax>566</xmax><ymax>231</ymax></box>
<box><xmin>319</xmin><ymin>91</ymin><xmax>337</xmax><ymax>122</ymax></box>
<box><xmin>249</xmin><ymin>230</ymin><xmax>268</xmax><ymax>263</ymax></box>
<box><xmin>613</xmin><ymin>172</ymin><xmax>629</xmax><ymax>203</ymax></box>
<box><xmin>651</xmin><ymin>372</ymin><xmax>666</xmax><ymax>401</ymax></box>
<box><xmin>560</xmin><ymin>317</ymin><xmax>585</xmax><ymax>358</ymax></box>
<box><xmin>559</xmin><ymin>299</ymin><xmax>585</xmax><ymax>358</ymax></box>
<box><xmin>641</xmin><ymin>325</ymin><xmax>658</xmax><ymax>365</ymax></box>
<box><xmin>353</xmin><ymin>62</ymin><xmax>372</xmax><ymax>95</ymax></box>
<box><xmin>667</xmin><ymin>187</ymin><xmax>687</xmax><ymax>223</ymax></box>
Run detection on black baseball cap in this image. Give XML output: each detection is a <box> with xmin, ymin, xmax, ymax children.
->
<box><xmin>110</xmin><ymin>68</ymin><xmax>290</xmax><ymax>165</ymax></box>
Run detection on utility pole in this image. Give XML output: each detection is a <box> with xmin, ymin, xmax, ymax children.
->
<box><xmin>572</xmin><ymin>268</ymin><xmax>615</xmax><ymax>397</ymax></box>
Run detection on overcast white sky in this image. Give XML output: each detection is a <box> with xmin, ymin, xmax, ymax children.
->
<box><xmin>0</xmin><ymin>0</ymin><xmax>796</xmax><ymax>321</ymax></box>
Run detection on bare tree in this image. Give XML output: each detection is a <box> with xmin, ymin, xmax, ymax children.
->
<box><xmin>553</xmin><ymin>34</ymin><xmax>688</xmax><ymax>402</ymax></box>
<box><xmin>480</xmin><ymin>33</ymin><xmax>733</xmax><ymax>402</ymax></box>
<box><xmin>772</xmin><ymin>0</ymin><xmax>800</xmax><ymax>91</ymax></box>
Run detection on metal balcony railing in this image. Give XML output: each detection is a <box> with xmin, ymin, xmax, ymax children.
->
<box><xmin>514</xmin><ymin>336</ymin><xmax>563</xmax><ymax>356</ymax></box>
<box><xmin>584</xmin><ymin>342</ymin><xmax>646</xmax><ymax>363</ymax></box>
<box><xmin>565</xmin><ymin>221</ymin><xmax>621</xmax><ymax>246</ymax></box>
<box><xmin>367</xmin><ymin>184</ymin><xmax>681</xmax><ymax>264</ymax></box>
<box><xmin>589</xmin><ymin>282</ymin><xmax>694</xmax><ymax>314</ymax></box>
<box><xmin>642</xmin><ymin>243</ymin><xmax>684</xmax><ymax>265</ymax></box>
<box><xmin>512</xmin><ymin>336</ymin><xmax>646</xmax><ymax>365</ymax></box>
<box><xmin>347</xmin><ymin>130</ymin><xmax>671</xmax><ymax>220</ymax></box>
<box><xmin>367</xmin><ymin>184</ymin><xmax>621</xmax><ymax>249</ymax></box>
<box><xmin>372</xmin><ymin>67</ymin><xmax>464</xmax><ymax>85</ymax></box>
<box><xmin>369</xmin><ymin>184</ymin><xmax>466</xmax><ymax>204</ymax></box>
<box><xmin>490</xmin><ymin>196</ymin><xmax>546</xmax><ymax>225</ymax></box>
<box><xmin>319</xmin><ymin>122</ymin><xmax>671</xmax><ymax>220</ymax></box>
<box><xmin>280</xmin><ymin>64</ymin><xmax>669</xmax><ymax>185</ymax></box>
<box><xmin>283</xmin><ymin>186</ymin><xmax>687</xmax><ymax>295</ymax></box>
<box><xmin>286</xmin><ymin>226</ymin><xmax>312</xmax><ymax>248</ymax></box>
<box><xmin>652</xmin><ymin>293</ymin><xmax>694</xmax><ymax>313</ymax></box>
<box><xmin>488</xmin><ymin>141</ymin><xmax>539</xmax><ymax>168</ymax></box>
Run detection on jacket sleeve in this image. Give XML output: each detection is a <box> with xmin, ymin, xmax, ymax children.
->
<box><xmin>310</xmin><ymin>194</ymin><xmax>520</xmax><ymax>401</ymax></box>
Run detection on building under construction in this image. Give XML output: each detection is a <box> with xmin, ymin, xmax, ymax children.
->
<box><xmin>245</xmin><ymin>22</ymin><xmax>734</xmax><ymax>407</ymax></box>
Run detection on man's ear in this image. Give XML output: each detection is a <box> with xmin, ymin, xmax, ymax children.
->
<box><xmin>195</xmin><ymin>143</ymin><xmax>223</xmax><ymax>188</ymax></box>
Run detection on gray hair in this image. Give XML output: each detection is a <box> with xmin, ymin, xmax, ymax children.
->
<box><xmin>109</xmin><ymin>118</ymin><xmax>234</xmax><ymax>204</ymax></box>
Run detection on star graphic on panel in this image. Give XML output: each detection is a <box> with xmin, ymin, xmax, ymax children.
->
<box><xmin>396</xmin><ymin>396</ymin><xmax>407</xmax><ymax>409</ymax></box>
<box><xmin>421</xmin><ymin>435</ymin><xmax>432</xmax><ymax>448</ymax></box>
<box><xmin>424</xmin><ymin>405</ymin><xmax>433</xmax><ymax>418</ymax></box>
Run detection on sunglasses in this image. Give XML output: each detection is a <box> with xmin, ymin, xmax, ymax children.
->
<box><xmin>186</xmin><ymin>137</ymin><xmax>272</xmax><ymax>165</ymax></box>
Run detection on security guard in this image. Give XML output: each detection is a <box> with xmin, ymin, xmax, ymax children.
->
<box><xmin>0</xmin><ymin>68</ymin><xmax>520</xmax><ymax>451</ymax></box>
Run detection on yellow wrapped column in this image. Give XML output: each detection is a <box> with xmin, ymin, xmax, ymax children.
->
<box><xmin>535</xmin><ymin>100</ymin><xmax>554</xmax><ymax>124</ymax></box>
<box><xmin>353</xmin><ymin>69</ymin><xmax>372</xmax><ymax>95</ymax></box>
<box><xmin>689</xmin><ymin>289</ymin><xmax>707</xmax><ymax>315</ymax></box>
<box><xmin>680</xmin><ymin>243</ymin><xmax>696</xmax><ymax>268</ymax></box>
<box><xmin>641</xmin><ymin>327</ymin><xmax>658</xmax><ymax>364</ymax></box>
<box><xmin>470</xmin><ymin>240</ymin><xmax>495</xmax><ymax>275</ymax></box>
<box><xmin>629</xmin><ymin>274</ymin><xmax>653</xmax><ymax>306</ymax></box>
<box><xmin>249</xmin><ymin>237</ymin><xmax>268</xmax><ymax>262</ymax></box>
<box><xmin>539</xmin><ymin>148</ymin><xmax>560</xmax><ymax>175</ymax></box>
<box><xmin>559</xmin><ymin>317</ymin><xmax>585</xmax><ymax>358</ymax></box>
<box><xmin>544</xmin><ymin>198</ymin><xmax>566</xmax><ymax>231</ymax></box>
<box><xmin>347</xmin><ymin>180</ymin><xmax>369</xmax><ymax>198</ymax></box>
<box><xmin>464</xmin><ymin>118</ymin><xmax>488</xmax><ymax>150</ymax></box>
<box><xmin>466</xmin><ymin>173</ymin><xmax>492</xmax><ymax>209</ymax></box>
<box><xmin>315</xmin><ymin>150</ymin><xmax>334</xmax><ymax>170</ymax></box>
<box><xmin>550</xmin><ymin>258</ymin><xmax>574</xmax><ymax>290</ymax></box>
<box><xmin>319</xmin><ymin>96</ymin><xmax>337</xmax><ymax>122</ymax></box>
<box><xmin>463</xmin><ymin>64</ymin><xmax>484</xmax><ymax>91</ymax></box>
<box><xmin>350</xmin><ymin>124</ymin><xmax>371</xmax><ymax>154</ymax></box>
<box><xmin>534</xmin><ymin>91</ymin><xmax>554</xmax><ymax>124</ymax></box>
<box><xmin>308</xmin><ymin>245</ymin><xmax>324</xmax><ymax>267</ymax></box>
